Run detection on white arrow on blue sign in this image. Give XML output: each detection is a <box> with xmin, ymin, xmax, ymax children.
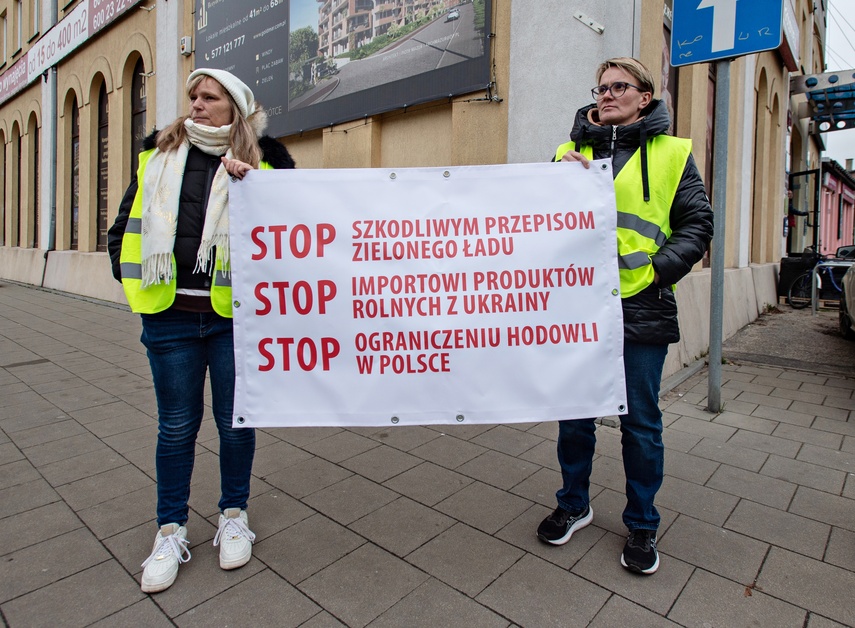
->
<box><xmin>671</xmin><ymin>0</ymin><xmax>784</xmax><ymax>67</ymax></box>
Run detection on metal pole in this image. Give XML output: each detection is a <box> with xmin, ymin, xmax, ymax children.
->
<box><xmin>707</xmin><ymin>59</ymin><xmax>731</xmax><ymax>413</ymax></box>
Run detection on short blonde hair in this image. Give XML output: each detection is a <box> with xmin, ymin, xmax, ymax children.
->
<box><xmin>596</xmin><ymin>57</ymin><xmax>655</xmax><ymax>94</ymax></box>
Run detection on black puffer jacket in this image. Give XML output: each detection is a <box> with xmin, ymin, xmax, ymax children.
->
<box><xmin>108</xmin><ymin>132</ymin><xmax>295</xmax><ymax>284</ymax></box>
<box><xmin>567</xmin><ymin>99</ymin><xmax>713</xmax><ymax>344</ymax></box>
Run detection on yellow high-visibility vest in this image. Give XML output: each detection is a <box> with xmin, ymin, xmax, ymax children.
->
<box><xmin>119</xmin><ymin>148</ymin><xmax>272</xmax><ymax>316</ymax></box>
<box><xmin>555</xmin><ymin>135</ymin><xmax>691</xmax><ymax>297</ymax></box>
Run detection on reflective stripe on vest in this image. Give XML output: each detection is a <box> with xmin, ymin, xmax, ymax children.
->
<box><xmin>555</xmin><ymin>136</ymin><xmax>691</xmax><ymax>297</ymax></box>
<box><xmin>119</xmin><ymin>152</ymin><xmax>274</xmax><ymax>316</ymax></box>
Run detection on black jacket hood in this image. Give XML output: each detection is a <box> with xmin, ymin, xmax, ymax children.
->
<box><xmin>569</xmin><ymin>99</ymin><xmax>673</xmax><ymax>202</ymax></box>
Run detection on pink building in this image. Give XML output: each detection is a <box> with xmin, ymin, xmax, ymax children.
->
<box><xmin>819</xmin><ymin>158</ymin><xmax>855</xmax><ymax>256</ymax></box>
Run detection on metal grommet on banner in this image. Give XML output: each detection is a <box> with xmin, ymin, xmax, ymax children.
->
<box><xmin>391</xmin><ymin>416</ymin><xmax>400</xmax><ymax>424</ymax></box>
<box><xmin>456</xmin><ymin>414</ymin><xmax>465</xmax><ymax>422</ymax></box>
<box><xmin>389</xmin><ymin>172</ymin><xmax>397</xmax><ymax>180</ymax></box>
<box><xmin>600</xmin><ymin>163</ymin><xmax>608</xmax><ymax>171</ymax></box>
<box><xmin>233</xmin><ymin>300</ymin><xmax>241</xmax><ymax>308</ymax></box>
<box><xmin>443</xmin><ymin>171</ymin><xmax>450</xmax><ymax>178</ymax></box>
<box><xmin>611</xmin><ymin>289</ymin><xmax>619</xmax><ymax>296</ymax></box>
<box><xmin>236</xmin><ymin>416</ymin><xmax>246</xmax><ymax>424</ymax></box>
<box><xmin>618</xmin><ymin>405</ymin><xmax>626</xmax><ymax>413</ymax></box>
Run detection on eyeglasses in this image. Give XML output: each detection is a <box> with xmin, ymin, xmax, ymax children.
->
<box><xmin>591</xmin><ymin>81</ymin><xmax>646</xmax><ymax>100</ymax></box>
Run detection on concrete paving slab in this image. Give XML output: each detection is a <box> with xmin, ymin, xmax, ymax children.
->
<box><xmin>789</xmin><ymin>486</ymin><xmax>855</xmax><ymax>532</ymax></box>
<box><xmin>573</xmin><ymin>531</ymin><xmax>694</xmax><ymax>616</ymax></box>
<box><xmin>434</xmin><ymin>480</ymin><xmax>532</xmax><ymax>535</ymax></box>
<box><xmin>476</xmin><ymin>553</ymin><xmax>610</xmax><ymax>628</ymax></box>
<box><xmin>760</xmin><ymin>454</ymin><xmax>847</xmax><ymax>494</ymax></box>
<box><xmin>303</xmin><ymin>474</ymin><xmax>398</xmax><ymax>526</ymax></box>
<box><xmin>668</xmin><ymin>568</ymin><xmax>806</xmax><ymax>627</ymax></box>
<box><xmin>656</xmin><ymin>476</ymin><xmax>739</xmax><ymax>526</ymax></box>
<box><xmin>509</xmin><ymin>466</ymin><xmax>562</xmax><ymax>507</ymax></box>
<box><xmin>724</xmin><ymin>500</ymin><xmax>831</xmax><ymax>560</ymax></box>
<box><xmin>497</xmin><ymin>504</ymin><xmax>606</xmax><ymax>571</ymax></box>
<box><xmin>339</xmin><ymin>442</ymin><xmax>423</xmax><ymax>483</ymax></box>
<box><xmin>706</xmin><ymin>464</ymin><xmax>798</xmax><ymax>509</ymax></box>
<box><xmin>660</xmin><ymin>515</ymin><xmax>769</xmax><ymax>584</ymax></box>
<box><xmin>408</xmin><ymin>433</ymin><xmax>488</xmax><ymax>469</ymax></box>
<box><xmin>2</xmin><ymin>283</ymin><xmax>855</xmax><ymax>626</ymax></box>
<box><xmin>1</xmin><ymin>560</ymin><xmax>145</xmax><ymax>627</ymax></box>
<box><xmin>757</xmin><ymin>547</ymin><xmax>855</xmax><ymax>626</ymax></box>
<box><xmin>173</xmin><ymin>570</ymin><xmax>320</xmax><ymax>627</ymax></box>
<box><xmin>253</xmin><ymin>513</ymin><xmax>366</xmax><ymax>584</ymax></box>
<box><xmin>22</xmin><ymin>431</ymin><xmax>105</xmax><ymax>466</ymax></box>
<box><xmin>687</xmin><ymin>437</ymin><xmax>770</xmax><ymax>471</ymax></box>
<box><xmin>348</xmin><ymin>496</ymin><xmax>455</xmax><ymax>557</ymax></box>
<box><xmin>470</xmin><ymin>424</ymin><xmax>545</xmax><ymax>456</ymax></box>
<box><xmin>589</xmin><ymin>595</ymin><xmax>682</xmax><ymax>627</ymax></box>
<box><xmin>712</xmin><ymin>409</ymin><xmax>779</xmax><ymax>434</ymax></box>
<box><xmin>88</xmin><ymin>599</ymin><xmax>174</xmax><ymax>627</ymax></box>
<box><xmin>0</xmin><ymin>442</ymin><xmax>24</xmax><ymax>466</ymax></box>
<box><xmin>407</xmin><ymin>523</ymin><xmax>524</xmax><ymax>597</ymax></box>
<box><xmin>0</xmin><ymin>528</ymin><xmax>111</xmax><ymax>603</ymax></box>
<box><xmin>0</xmin><ymin>477</ymin><xmax>61</xmax><ymax>517</ymax></box>
<box><xmin>302</xmin><ymin>429</ymin><xmax>381</xmax><ymax>464</ymax></box>
<box><xmin>0</xmin><ymin>501</ymin><xmax>84</xmax><ymax>555</ymax></box>
<box><xmin>371</xmin><ymin>578</ymin><xmax>511</xmax><ymax>628</ymax></box>
<box><xmin>299</xmin><ymin>544</ymin><xmax>429</xmax><ymax>628</ymax></box>
<box><xmin>381</xmin><ymin>461</ymin><xmax>473</xmax><ymax>506</ymax></box>
<box><xmin>456</xmin><ymin>449</ymin><xmax>540</xmax><ymax>490</ymax></box>
<box><xmin>0</xmin><ymin>459</ymin><xmax>41</xmax><ymax>489</ymax></box>
<box><xmin>55</xmin><ymin>463</ymin><xmax>154</xmax><ymax>510</ymax></box>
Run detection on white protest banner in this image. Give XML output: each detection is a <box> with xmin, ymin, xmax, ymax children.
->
<box><xmin>229</xmin><ymin>161</ymin><xmax>627</xmax><ymax>427</ymax></box>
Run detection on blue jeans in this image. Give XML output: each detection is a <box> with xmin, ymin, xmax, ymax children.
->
<box><xmin>556</xmin><ymin>341</ymin><xmax>668</xmax><ymax>531</ymax></box>
<box><xmin>141</xmin><ymin>309</ymin><xmax>255</xmax><ymax>526</ymax></box>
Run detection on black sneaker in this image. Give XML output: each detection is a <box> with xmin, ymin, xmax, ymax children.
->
<box><xmin>620</xmin><ymin>529</ymin><xmax>659</xmax><ymax>574</ymax></box>
<box><xmin>536</xmin><ymin>505</ymin><xmax>593</xmax><ymax>545</ymax></box>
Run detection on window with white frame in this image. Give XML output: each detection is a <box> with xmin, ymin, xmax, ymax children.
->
<box><xmin>15</xmin><ymin>0</ymin><xmax>22</xmax><ymax>51</ymax></box>
<box><xmin>1</xmin><ymin>12</ymin><xmax>7</xmax><ymax>65</ymax></box>
<box><xmin>31</xmin><ymin>0</ymin><xmax>39</xmax><ymax>37</ymax></box>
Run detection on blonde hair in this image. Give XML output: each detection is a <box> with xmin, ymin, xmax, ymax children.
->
<box><xmin>596</xmin><ymin>57</ymin><xmax>655</xmax><ymax>95</ymax></box>
<box><xmin>156</xmin><ymin>74</ymin><xmax>266</xmax><ymax>166</ymax></box>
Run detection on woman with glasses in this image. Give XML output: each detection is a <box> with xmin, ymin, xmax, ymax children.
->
<box><xmin>536</xmin><ymin>57</ymin><xmax>713</xmax><ymax>575</ymax></box>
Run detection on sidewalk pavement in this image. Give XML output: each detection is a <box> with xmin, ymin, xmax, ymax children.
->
<box><xmin>1</xmin><ymin>280</ymin><xmax>853</xmax><ymax>628</ymax></box>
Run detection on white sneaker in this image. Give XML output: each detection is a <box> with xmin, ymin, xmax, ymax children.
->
<box><xmin>140</xmin><ymin>523</ymin><xmax>191</xmax><ymax>593</ymax></box>
<box><xmin>213</xmin><ymin>508</ymin><xmax>255</xmax><ymax>570</ymax></box>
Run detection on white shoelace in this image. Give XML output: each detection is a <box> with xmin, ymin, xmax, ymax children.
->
<box><xmin>141</xmin><ymin>531</ymin><xmax>191</xmax><ymax>568</ymax></box>
<box><xmin>213</xmin><ymin>515</ymin><xmax>256</xmax><ymax>547</ymax></box>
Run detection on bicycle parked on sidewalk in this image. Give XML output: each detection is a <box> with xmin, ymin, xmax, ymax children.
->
<box><xmin>787</xmin><ymin>246</ymin><xmax>853</xmax><ymax>309</ymax></box>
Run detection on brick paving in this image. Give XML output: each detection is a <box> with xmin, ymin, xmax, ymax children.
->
<box><xmin>0</xmin><ymin>281</ymin><xmax>853</xmax><ymax>627</ymax></box>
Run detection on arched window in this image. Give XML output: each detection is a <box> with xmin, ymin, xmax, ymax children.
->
<box><xmin>0</xmin><ymin>131</ymin><xmax>5</xmax><ymax>245</ymax></box>
<box><xmin>70</xmin><ymin>97</ymin><xmax>79</xmax><ymax>250</ymax></box>
<box><xmin>131</xmin><ymin>57</ymin><xmax>147</xmax><ymax>176</ymax></box>
<box><xmin>12</xmin><ymin>123</ymin><xmax>20</xmax><ymax>247</ymax></box>
<box><xmin>97</xmin><ymin>83</ymin><xmax>109</xmax><ymax>251</ymax></box>
<box><xmin>28</xmin><ymin>114</ymin><xmax>39</xmax><ymax>248</ymax></box>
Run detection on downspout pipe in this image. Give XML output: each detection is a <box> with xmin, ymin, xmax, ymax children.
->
<box><xmin>43</xmin><ymin>0</ymin><xmax>59</xmax><ymax>286</ymax></box>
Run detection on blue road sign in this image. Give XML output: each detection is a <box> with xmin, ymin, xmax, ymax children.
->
<box><xmin>671</xmin><ymin>0</ymin><xmax>784</xmax><ymax>67</ymax></box>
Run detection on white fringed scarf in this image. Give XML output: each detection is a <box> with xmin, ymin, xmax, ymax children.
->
<box><xmin>140</xmin><ymin>119</ymin><xmax>233</xmax><ymax>288</ymax></box>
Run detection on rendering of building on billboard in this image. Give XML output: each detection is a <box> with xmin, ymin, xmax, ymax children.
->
<box><xmin>195</xmin><ymin>0</ymin><xmax>491</xmax><ymax>137</ymax></box>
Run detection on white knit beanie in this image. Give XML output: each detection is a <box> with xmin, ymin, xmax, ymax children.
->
<box><xmin>187</xmin><ymin>68</ymin><xmax>256</xmax><ymax>119</ymax></box>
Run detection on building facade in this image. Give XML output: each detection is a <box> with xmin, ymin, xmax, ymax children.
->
<box><xmin>0</xmin><ymin>0</ymin><xmax>833</xmax><ymax>377</ymax></box>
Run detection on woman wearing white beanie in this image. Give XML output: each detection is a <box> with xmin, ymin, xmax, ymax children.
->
<box><xmin>108</xmin><ymin>69</ymin><xmax>295</xmax><ymax>593</ymax></box>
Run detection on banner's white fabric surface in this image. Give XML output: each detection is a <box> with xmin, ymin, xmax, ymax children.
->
<box><xmin>229</xmin><ymin>161</ymin><xmax>626</xmax><ymax>427</ymax></box>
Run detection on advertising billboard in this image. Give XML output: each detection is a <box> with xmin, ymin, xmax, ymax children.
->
<box><xmin>195</xmin><ymin>0</ymin><xmax>492</xmax><ymax>137</ymax></box>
